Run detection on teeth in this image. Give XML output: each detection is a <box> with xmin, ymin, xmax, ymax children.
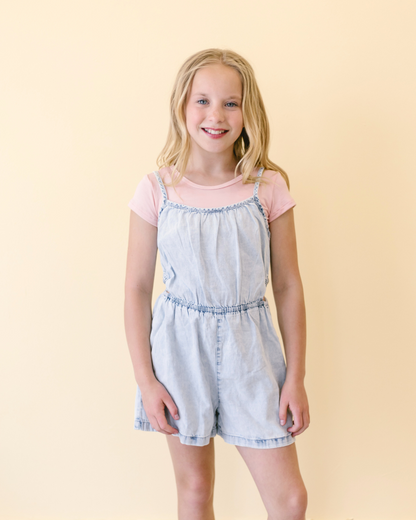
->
<box><xmin>204</xmin><ymin>128</ymin><xmax>226</xmax><ymax>135</ymax></box>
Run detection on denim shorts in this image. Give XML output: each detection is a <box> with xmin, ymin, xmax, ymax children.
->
<box><xmin>134</xmin><ymin>289</ymin><xmax>296</xmax><ymax>449</ymax></box>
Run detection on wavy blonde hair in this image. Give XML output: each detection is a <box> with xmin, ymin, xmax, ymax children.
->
<box><xmin>156</xmin><ymin>48</ymin><xmax>291</xmax><ymax>190</ymax></box>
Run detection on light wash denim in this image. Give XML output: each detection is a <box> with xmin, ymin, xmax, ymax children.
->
<box><xmin>134</xmin><ymin>167</ymin><xmax>295</xmax><ymax>449</ymax></box>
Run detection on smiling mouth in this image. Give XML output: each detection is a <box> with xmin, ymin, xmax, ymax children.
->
<box><xmin>202</xmin><ymin>128</ymin><xmax>229</xmax><ymax>135</ymax></box>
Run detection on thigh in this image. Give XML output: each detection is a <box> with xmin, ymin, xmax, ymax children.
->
<box><xmin>236</xmin><ymin>443</ymin><xmax>307</xmax><ymax>514</ymax></box>
<box><xmin>166</xmin><ymin>435</ymin><xmax>216</xmax><ymax>489</ymax></box>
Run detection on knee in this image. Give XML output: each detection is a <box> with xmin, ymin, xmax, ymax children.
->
<box><xmin>285</xmin><ymin>485</ymin><xmax>308</xmax><ymax>520</ymax></box>
<box><xmin>179</xmin><ymin>474</ymin><xmax>215</xmax><ymax>506</ymax></box>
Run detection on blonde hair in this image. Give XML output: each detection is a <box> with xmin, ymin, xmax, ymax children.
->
<box><xmin>156</xmin><ymin>48</ymin><xmax>291</xmax><ymax>190</ymax></box>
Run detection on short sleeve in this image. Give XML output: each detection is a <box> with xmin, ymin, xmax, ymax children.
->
<box><xmin>267</xmin><ymin>172</ymin><xmax>296</xmax><ymax>222</ymax></box>
<box><xmin>127</xmin><ymin>174</ymin><xmax>159</xmax><ymax>227</ymax></box>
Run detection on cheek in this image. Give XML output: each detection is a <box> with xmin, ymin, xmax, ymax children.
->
<box><xmin>186</xmin><ymin>110</ymin><xmax>200</xmax><ymax>131</ymax></box>
<box><xmin>232</xmin><ymin>112</ymin><xmax>244</xmax><ymax>129</ymax></box>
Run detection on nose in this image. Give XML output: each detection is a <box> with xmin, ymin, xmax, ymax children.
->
<box><xmin>207</xmin><ymin>103</ymin><xmax>224</xmax><ymax>122</ymax></box>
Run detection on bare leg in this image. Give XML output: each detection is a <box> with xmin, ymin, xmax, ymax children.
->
<box><xmin>166</xmin><ymin>435</ymin><xmax>216</xmax><ymax>520</ymax></box>
<box><xmin>236</xmin><ymin>442</ymin><xmax>307</xmax><ymax>520</ymax></box>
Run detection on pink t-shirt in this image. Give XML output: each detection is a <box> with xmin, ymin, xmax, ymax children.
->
<box><xmin>128</xmin><ymin>167</ymin><xmax>296</xmax><ymax>227</ymax></box>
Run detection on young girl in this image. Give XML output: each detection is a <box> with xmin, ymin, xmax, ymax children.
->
<box><xmin>125</xmin><ymin>48</ymin><xmax>309</xmax><ymax>519</ymax></box>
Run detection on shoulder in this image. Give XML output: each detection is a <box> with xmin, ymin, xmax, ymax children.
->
<box><xmin>133</xmin><ymin>170</ymin><xmax>166</xmax><ymax>195</ymax></box>
<box><xmin>144</xmin><ymin>170</ymin><xmax>160</xmax><ymax>188</ymax></box>
<box><xmin>261</xmin><ymin>169</ymin><xmax>289</xmax><ymax>187</ymax></box>
<box><xmin>127</xmin><ymin>170</ymin><xmax>164</xmax><ymax>227</ymax></box>
<box><xmin>158</xmin><ymin>165</ymin><xmax>175</xmax><ymax>185</ymax></box>
<box><xmin>258</xmin><ymin>169</ymin><xmax>296</xmax><ymax>222</ymax></box>
<box><xmin>130</xmin><ymin>170</ymin><xmax>156</xmax><ymax>188</ymax></box>
<box><xmin>258</xmin><ymin>169</ymin><xmax>291</xmax><ymax>198</ymax></box>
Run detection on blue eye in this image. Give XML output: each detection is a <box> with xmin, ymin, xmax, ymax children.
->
<box><xmin>197</xmin><ymin>100</ymin><xmax>238</xmax><ymax>107</ymax></box>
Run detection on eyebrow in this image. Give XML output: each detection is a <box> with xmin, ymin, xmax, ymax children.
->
<box><xmin>193</xmin><ymin>92</ymin><xmax>242</xmax><ymax>101</ymax></box>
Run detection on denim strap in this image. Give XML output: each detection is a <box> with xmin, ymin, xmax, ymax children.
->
<box><xmin>153</xmin><ymin>171</ymin><xmax>167</xmax><ymax>203</ymax></box>
<box><xmin>253</xmin><ymin>167</ymin><xmax>265</xmax><ymax>200</ymax></box>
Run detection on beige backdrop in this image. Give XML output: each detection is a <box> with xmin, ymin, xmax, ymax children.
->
<box><xmin>1</xmin><ymin>1</ymin><xmax>415</xmax><ymax>519</ymax></box>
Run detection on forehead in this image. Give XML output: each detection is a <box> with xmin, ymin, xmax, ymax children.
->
<box><xmin>189</xmin><ymin>64</ymin><xmax>242</xmax><ymax>96</ymax></box>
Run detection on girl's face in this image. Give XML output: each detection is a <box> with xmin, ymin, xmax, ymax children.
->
<box><xmin>185</xmin><ymin>63</ymin><xmax>244</xmax><ymax>159</ymax></box>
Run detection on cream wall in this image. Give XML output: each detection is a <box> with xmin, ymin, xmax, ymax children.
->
<box><xmin>1</xmin><ymin>1</ymin><xmax>415</xmax><ymax>519</ymax></box>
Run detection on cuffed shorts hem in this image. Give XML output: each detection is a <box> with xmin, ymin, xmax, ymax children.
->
<box><xmin>217</xmin><ymin>429</ymin><xmax>296</xmax><ymax>449</ymax></box>
<box><xmin>134</xmin><ymin>419</ymin><xmax>215</xmax><ymax>447</ymax></box>
<box><xmin>134</xmin><ymin>419</ymin><xmax>296</xmax><ymax>449</ymax></box>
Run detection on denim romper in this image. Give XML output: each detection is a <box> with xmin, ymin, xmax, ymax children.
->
<box><xmin>134</xmin><ymin>167</ymin><xmax>296</xmax><ymax>449</ymax></box>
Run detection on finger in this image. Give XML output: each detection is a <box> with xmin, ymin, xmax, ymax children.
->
<box><xmin>279</xmin><ymin>398</ymin><xmax>288</xmax><ymax>426</ymax></box>
<box><xmin>149</xmin><ymin>418</ymin><xmax>161</xmax><ymax>432</ymax></box>
<box><xmin>292</xmin><ymin>411</ymin><xmax>310</xmax><ymax>436</ymax></box>
<box><xmin>149</xmin><ymin>414</ymin><xmax>168</xmax><ymax>434</ymax></box>
<box><xmin>155</xmin><ymin>412</ymin><xmax>179</xmax><ymax>435</ymax></box>
<box><xmin>288</xmin><ymin>409</ymin><xmax>303</xmax><ymax>433</ymax></box>
<box><xmin>164</xmin><ymin>396</ymin><xmax>180</xmax><ymax>421</ymax></box>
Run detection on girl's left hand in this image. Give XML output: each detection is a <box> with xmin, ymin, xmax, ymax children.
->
<box><xmin>279</xmin><ymin>378</ymin><xmax>310</xmax><ymax>437</ymax></box>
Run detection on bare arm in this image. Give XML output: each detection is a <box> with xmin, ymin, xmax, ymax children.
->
<box><xmin>269</xmin><ymin>207</ymin><xmax>310</xmax><ymax>436</ymax></box>
<box><xmin>124</xmin><ymin>210</ymin><xmax>180</xmax><ymax>435</ymax></box>
<box><xmin>270</xmin><ymin>207</ymin><xmax>306</xmax><ymax>382</ymax></box>
<box><xmin>124</xmin><ymin>210</ymin><xmax>158</xmax><ymax>388</ymax></box>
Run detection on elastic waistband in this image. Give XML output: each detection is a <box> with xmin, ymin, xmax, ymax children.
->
<box><xmin>163</xmin><ymin>290</ymin><xmax>268</xmax><ymax>315</ymax></box>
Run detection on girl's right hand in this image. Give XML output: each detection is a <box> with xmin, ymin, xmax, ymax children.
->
<box><xmin>141</xmin><ymin>379</ymin><xmax>180</xmax><ymax>435</ymax></box>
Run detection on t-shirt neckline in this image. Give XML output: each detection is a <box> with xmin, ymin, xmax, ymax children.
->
<box><xmin>181</xmin><ymin>173</ymin><xmax>243</xmax><ymax>190</ymax></box>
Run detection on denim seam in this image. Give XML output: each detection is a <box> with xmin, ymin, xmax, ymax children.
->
<box><xmin>218</xmin><ymin>428</ymin><xmax>293</xmax><ymax>442</ymax></box>
<box><xmin>216</xmin><ymin>318</ymin><xmax>222</xmax><ymax>418</ymax></box>
<box><xmin>254</xmin><ymin>168</ymin><xmax>271</xmax><ymax>284</ymax></box>
<box><xmin>253</xmin><ymin>168</ymin><xmax>272</xmax><ymax>242</ymax></box>
<box><xmin>164</xmin><ymin>197</ymin><xmax>255</xmax><ymax>214</ymax></box>
<box><xmin>153</xmin><ymin>171</ymin><xmax>168</xmax><ymax>221</ymax></box>
<box><xmin>218</xmin><ymin>431</ymin><xmax>296</xmax><ymax>447</ymax></box>
<box><xmin>134</xmin><ymin>419</ymin><xmax>214</xmax><ymax>440</ymax></box>
<box><xmin>134</xmin><ymin>418</ymin><xmax>293</xmax><ymax>443</ymax></box>
<box><xmin>164</xmin><ymin>292</ymin><xmax>267</xmax><ymax>316</ymax></box>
